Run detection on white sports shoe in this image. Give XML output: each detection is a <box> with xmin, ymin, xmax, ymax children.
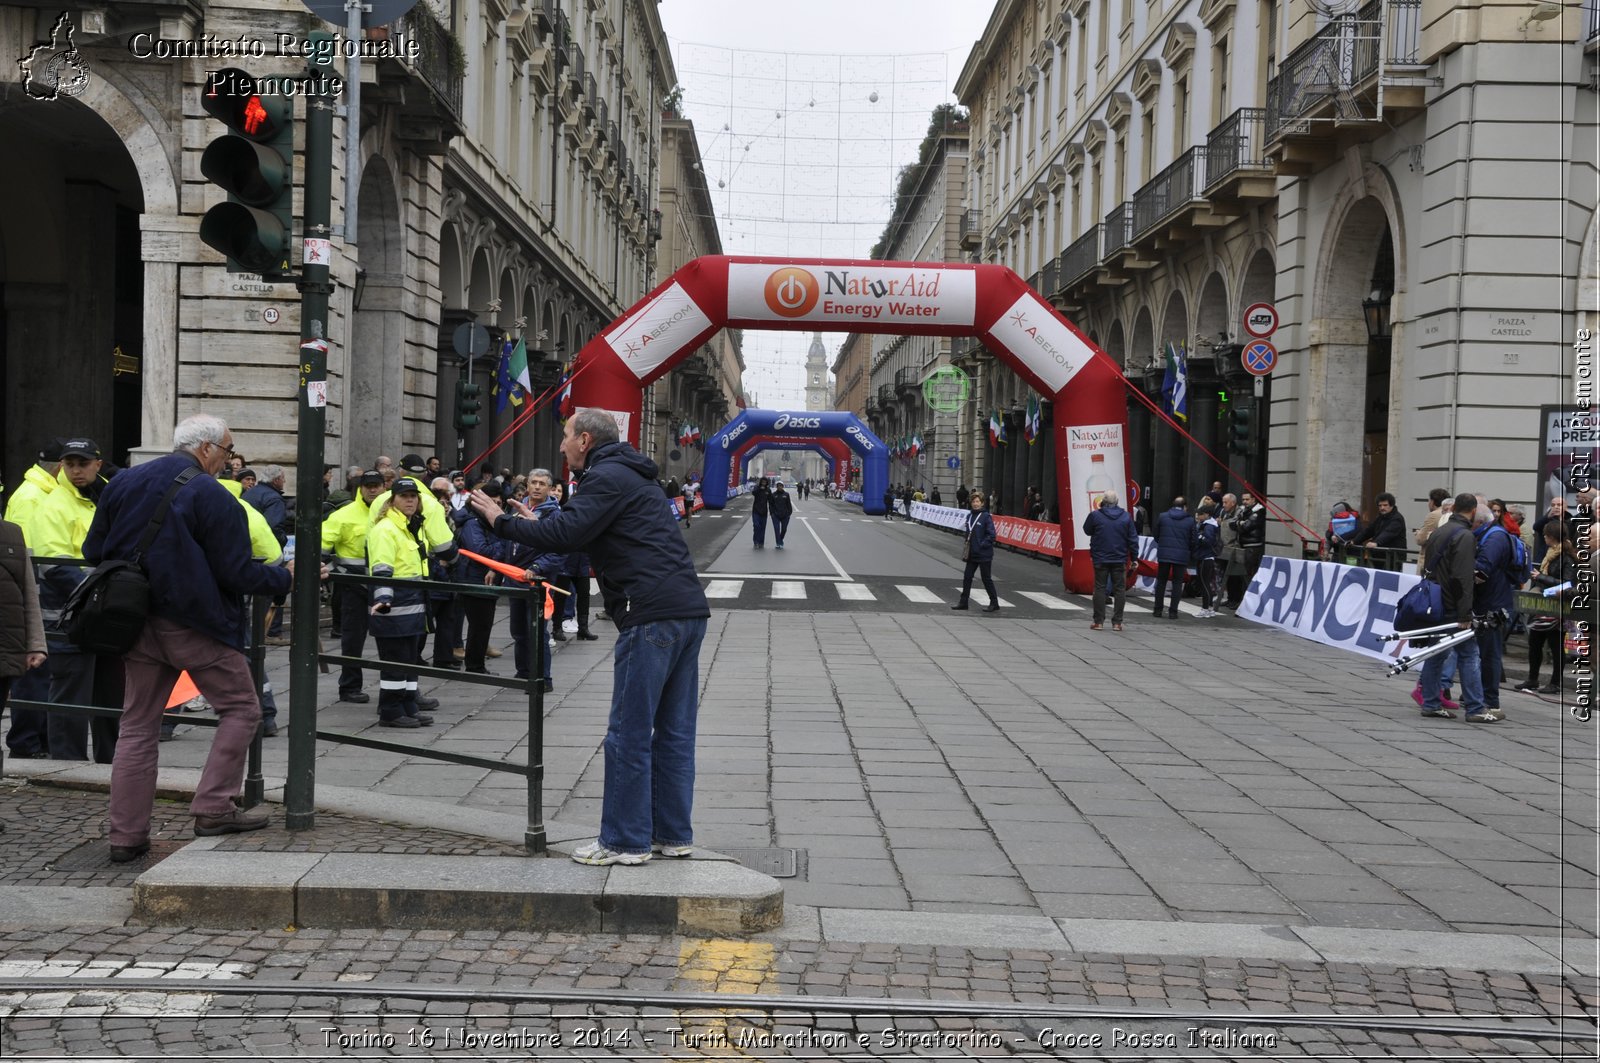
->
<box><xmin>652</xmin><ymin>842</ymin><xmax>693</xmax><ymax>858</ymax></box>
<box><xmin>571</xmin><ymin>841</ymin><xmax>651</xmax><ymax>866</ymax></box>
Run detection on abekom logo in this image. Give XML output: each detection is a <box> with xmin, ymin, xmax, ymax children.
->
<box><xmin>764</xmin><ymin>267</ymin><xmax>819</xmax><ymax>318</ymax></box>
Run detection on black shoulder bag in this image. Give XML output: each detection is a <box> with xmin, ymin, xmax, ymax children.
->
<box><xmin>60</xmin><ymin>466</ymin><xmax>200</xmax><ymax>655</ymax></box>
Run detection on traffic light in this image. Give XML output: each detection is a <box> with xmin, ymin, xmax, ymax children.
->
<box><xmin>454</xmin><ymin>379</ymin><xmax>482</xmax><ymax>430</ymax></box>
<box><xmin>199</xmin><ymin>68</ymin><xmax>294</xmax><ymax>276</ymax></box>
<box><xmin>1228</xmin><ymin>403</ymin><xmax>1253</xmax><ymax>456</ymax></box>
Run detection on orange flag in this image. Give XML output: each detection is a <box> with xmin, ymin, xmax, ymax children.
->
<box><xmin>165</xmin><ymin>671</ymin><xmax>199</xmax><ymax>709</ymax></box>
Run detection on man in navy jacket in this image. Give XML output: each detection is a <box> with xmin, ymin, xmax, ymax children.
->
<box><xmin>470</xmin><ymin>409</ymin><xmax>710</xmax><ymax>866</ymax></box>
<box><xmin>83</xmin><ymin>414</ymin><xmax>296</xmax><ymax>862</ymax></box>
<box><xmin>1152</xmin><ymin>497</ymin><xmax>1195</xmax><ymax>619</ymax></box>
<box><xmin>1082</xmin><ymin>491</ymin><xmax>1138</xmax><ymax>630</ymax></box>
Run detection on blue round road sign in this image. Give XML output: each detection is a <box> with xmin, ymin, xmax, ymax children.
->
<box><xmin>1242</xmin><ymin>340</ymin><xmax>1277</xmax><ymax>377</ymax></box>
<box><xmin>946</xmin><ymin>456</ymin><xmax>961</xmax><ymax>470</ymax></box>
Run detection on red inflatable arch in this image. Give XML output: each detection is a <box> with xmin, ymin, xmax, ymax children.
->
<box><xmin>568</xmin><ymin>255</ymin><xmax>1130</xmax><ymax>593</ymax></box>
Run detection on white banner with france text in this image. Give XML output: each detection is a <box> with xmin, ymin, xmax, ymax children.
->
<box><xmin>1239</xmin><ymin>555</ymin><xmax>1420</xmax><ymax>662</ymax></box>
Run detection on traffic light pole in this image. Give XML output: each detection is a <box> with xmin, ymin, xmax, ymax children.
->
<box><xmin>286</xmin><ymin>36</ymin><xmax>338</xmax><ymax>832</ymax></box>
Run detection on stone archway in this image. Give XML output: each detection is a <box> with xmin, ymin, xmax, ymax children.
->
<box><xmin>1312</xmin><ymin>197</ymin><xmax>1395</xmax><ymax>522</ymax></box>
<box><xmin>347</xmin><ymin>155</ymin><xmax>406</xmax><ymax>470</ymax></box>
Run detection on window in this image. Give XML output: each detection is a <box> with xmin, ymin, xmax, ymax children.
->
<box><xmin>1212</xmin><ymin>34</ymin><xmax>1230</xmax><ymax>125</ymax></box>
<box><xmin>1172</xmin><ymin>77</ymin><xmax>1189</xmax><ymax>156</ymax></box>
<box><xmin>1140</xmin><ymin>109</ymin><xmax>1155</xmax><ymax>182</ymax></box>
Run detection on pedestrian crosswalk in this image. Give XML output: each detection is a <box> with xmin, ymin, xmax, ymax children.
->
<box><xmin>699</xmin><ymin>577</ymin><xmax>1083</xmax><ymax>611</ymax></box>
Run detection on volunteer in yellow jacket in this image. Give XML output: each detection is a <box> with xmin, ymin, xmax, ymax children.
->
<box><xmin>213</xmin><ymin>477</ymin><xmax>286</xmax><ymax>738</ymax></box>
<box><xmin>4</xmin><ymin>439</ymin><xmax>63</xmax><ymax>530</ymax></box>
<box><xmin>28</xmin><ymin>438</ymin><xmax>117</xmax><ymax>762</ymax></box>
<box><xmin>322</xmin><ymin>471</ymin><xmax>386</xmax><ymax>704</ymax></box>
<box><xmin>366</xmin><ymin>478</ymin><xmax>434</xmax><ymax>728</ymax></box>
<box><xmin>369</xmin><ymin>464</ymin><xmax>458</xmax><ymax>663</ymax></box>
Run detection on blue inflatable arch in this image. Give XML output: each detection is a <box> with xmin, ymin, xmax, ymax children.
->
<box><xmin>702</xmin><ymin>409</ymin><xmax>889</xmax><ymax>513</ymax></box>
<box><xmin>737</xmin><ymin>442</ymin><xmax>841</xmax><ymax>484</ymax></box>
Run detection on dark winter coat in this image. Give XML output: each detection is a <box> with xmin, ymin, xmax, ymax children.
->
<box><xmin>1351</xmin><ymin>507</ymin><xmax>1408</xmax><ymax>550</ymax></box>
<box><xmin>769</xmin><ymin>489</ymin><xmax>794</xmax><ymax>522</ymax></box>
<box><xmin>83</xmin><ymin>452</ymin><xmax>290</xmax><ymax>651</ymax></box>
<box><xmin>751</xmin><ymin>482</ymin><xmax>771</xmax><ymax>517</ymax></box>
<box><xmin>1424</xmin><ymin>515</ymin><xmax>1477</xmax><ymax>623</ymax></box>
<box><xmin>241</xmin><ymin>482</ymin><xmax>290</xmax><ymax>544</ymax></box>
<box><xmin>490</xmin><ymin>441</ymin><xmax>708</xmax><ymax>628</ymax></box>
<box><xmin>963</xmin><ymin>508</ymin><xmax>997</xmax><ymax>563</ymax></box>
<box><xmin>1472</xmin><ymin>524</ymin><xmax>1519</xmax><ymax>614</ymax></box>
<box><xmin>1082</xmin><ymin>503</ymin><xmax>1137</xmax><ymax>566</ymax></box>
<box><xmin>1154</xmin><ymin>506</ymin><xmax>1196</xmax><ymax>565</ymax></box>
<box><xmin>0</xmin><ymin>519</ymin><xmax>45</xmax><ymax>677</ymax></box>
<box><xmin>1234</xmin><ymin>504</ymin><xmax>1267</xmax><ymax>548</ymax></box>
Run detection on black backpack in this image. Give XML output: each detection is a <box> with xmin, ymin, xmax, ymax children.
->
<box><xmin>59</xmin><ymin>467</ymin><xmax>198</xmax><ymax>655</ymax></box>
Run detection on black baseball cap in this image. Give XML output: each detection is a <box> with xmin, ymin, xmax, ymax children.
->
<box><xmin>60</xmin><ymin>438</ymin><xmax>100</xmax><ymax>460</ymax></box>
<box><xmin>38</xmin><ymin>438</ymin><xmax>65</xmax><ymax>463</ymax></box>
<box><xmin>359</xmin><ymin>470</ymin><xmax>385</xmax><ymax>487</ymax></box>
<box><xmin>400</xmin><ymin>454</ymin><xmax>427</xmax><ymax>473</ymax></box>
<box><xmin>392</xmin><ymin>477</ymin><xmax>421</xmax><ymax>494</ymax></box>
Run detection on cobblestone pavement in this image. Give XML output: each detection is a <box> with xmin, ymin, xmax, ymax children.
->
<box><xmin>1</xmin><ymin>781</ymin><xmax>1595</xmax><ymax>1059</ymax></box>
<box><xmin>0</xmin><ymin>923</ymin><xmax>1592</xmax><ymax>1058</ymax></box>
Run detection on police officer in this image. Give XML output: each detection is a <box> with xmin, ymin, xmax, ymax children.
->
<box><xmin>321</xmin><ymin>470</ymin><xmax>386</xmax><ymax>704</ymax></box>
<box><xmin>29</xmin><ymin>438</ymin><xmax>118</xmax><ymax>762</ymax></box>
<box><xmin>366</xmin><ymin>478</ymin><xmax>433</xmax><ymax>728</ymax></box>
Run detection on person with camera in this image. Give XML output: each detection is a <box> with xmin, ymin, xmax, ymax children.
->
<box><xmin>1415</xmin><ymin>493</ymin><xmax>1490</xmax><ymax>722</ymax></box>
<box><xmin>83</xmin><ymin>414</ymin><xmax>298</xmax><ymax>861</ymax></box>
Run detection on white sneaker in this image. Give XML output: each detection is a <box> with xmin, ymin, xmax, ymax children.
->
<box><xmin>652</xmin><ymin>842</ymin><xmax>693</xmax><ymax>858</ymax></box>
<box><xmin>1196</xmin><ymin>609</ymin><xmax>1214</xmax><ymax>619</ymax></box>
<box><xmin>571</xmin><ymin>840</ymin><xmax>651</xmax><ymax>866</ymax></box>
<box><xmin>563</xmin><ymin>619</ymin><xmax>578</xmax><ymax>634</ymax></box>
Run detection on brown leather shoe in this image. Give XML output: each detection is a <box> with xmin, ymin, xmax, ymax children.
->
<box><xmin>109</xmin><ymin>840</ymin><xmax>150</xmax><ymax>863</ymax></box>
<box><xmin>193</xmin><ymin>808</ymin><xmax>270</xmax><ymax>836</ymax></box>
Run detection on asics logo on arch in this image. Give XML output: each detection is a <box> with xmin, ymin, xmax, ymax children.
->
<box><xmin>764</xmin><ymin>267</ymin><xmax>819</xmax><ymax>318</ymax></box>
<box><xmin>846</xmin><ymin>425</ymin><xmax>875</xmax><ymax>450</ymax></box>
<box><xmin>773</xmin><ymin>413</ymin><xmax>822</xmax><ymax>430</ymax></box>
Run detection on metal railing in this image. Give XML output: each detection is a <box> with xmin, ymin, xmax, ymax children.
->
<box><xmin>1204</xmin><ymin>107</ymin><xmax>1271</xmax><ymax>191</ymax></box>
<box><xmin>959</xmin><ymin>208</ymin><xmax>982</xmax><ymax>242</ymax></box>
<box><xmin>1102</xmin><ymin>202</ymin><xmax>1135</xmax><ymax>257</ymax></box>
<box><xmin>582</xmin><ymin>72</ymin><xmax>598</xmax><ymax>114</ymax></box>
<box><xmin>877</xmin><ymin>383</ymin><xmax>896</xmax><ymax>406</ymax></box>
<box><xmin>566</xmin><ymin>42</ymin><xmax>585</xmax><ymax>84</ymax></box>
<box><xmin>1040</xmin><ymin>260</ymin><xmax>1058</xmax><ymax>296</ymax></box>
<box><xmin>1059</xmin><ymin>224</ymin><xmax>1102</xmax><ymax>286</ymax></box>
<box><xmin>1131</xmin><ymin>147</ymin><xmax>1206</xmax><ymax>240</ymax></box>
<box><xmin>1266</xmin><ymin>0</ymin><xmax>1421</xmax><ymax>139</ymax></box>
<box><xmin>404</xmin><ymin>9</ymin><xmax>464</xmax><ymax>119</ymax></box>
<box><xmin>1588</xmin><ymin>0</ymin><xmax>1600</xmax><ymax>40</ymax></box>
<box><xmin>595</xmin><ymin>95</ymin><xmax>608</xmax><ymax>130</ymax></box>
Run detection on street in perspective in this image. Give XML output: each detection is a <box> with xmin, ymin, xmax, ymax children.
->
<box><xmin>2</xmin><ymin>0</ymin><xmax>1598</xmax><ymax>1057</ymax></box>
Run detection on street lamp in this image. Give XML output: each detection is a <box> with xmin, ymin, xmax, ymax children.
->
<box><xmin>1361</xmin><ymin>286</ymin><xmax>1391</xmax><ymax>340</ymax></box>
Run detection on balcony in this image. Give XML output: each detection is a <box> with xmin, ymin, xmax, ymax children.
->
<box><xmin>530</xmin><ymin>0</ymin><xmax>556</xmax><ymax>37</ymax></box>
<box><xmin>895</xmin><ymin>367</ymin><xmax>920</xmax><ymax>399</ymax></box>
<box><xmin>1098</xmin><ymin>202</ymin><xmax>1153</xmax><ymax>278</ymax></box>
<box><xmin>374</xmin><ymin>8</ymin><xmax>463</xmax><ymax>151</ymax></box>
<box><xmin>1265</xmin><ymin>0</ymin><xmax>1426</xmax><ymax>172</ymax></box>
<box><xmin>1589</xmin><ymin>0</ymin><xmax>1600</xmax><ymax>43</ymax></box>
<box><xmin>581</xmin><ymin>72</ymin><xmax>599</xmax><ymax>119</ymax></box>
<box><xmin>959</xmin><ymin>209</ymin><xmax>982</xmax><ymax>249</ymax></box>
<box><xmin>1204</xmin><ymin>107</ymin><xmax>1276</xmax><ymax>206</ymax></box>
<box><xmin>1058</xmin><ymin>225</ymin><xmax>1102</xmax><ymax>292</ymax></box>
<box><xmin>1130</xmin><ymin>147</ymin><xmax>1222</xmax><ymax>248</ymax></box>
<box><xmin>877</xmin><ymin>383</ymin><xmax>897</xmax><ymax>408</ymax></box>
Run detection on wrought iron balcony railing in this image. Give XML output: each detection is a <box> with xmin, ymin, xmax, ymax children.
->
<box><xmin>1059</xmin><ymin>224</ymin><xmax>1102</xmax><ymax>287</ymax></box>
<box><xmin>1131</xmin><ymin>147</ymin><xmax>1206</xmax><ymax>240</ymax></box>
<box><xmin>1204</xmin><ymin>107</ymin><xmax>1270</xmax><ymax>191</ymax></box>
<box><xmin>1102</xmin><ymin>203</ymin><xmax>1134</xmax><ymax>259</ymax></box>
<box><xmin>401</xmin><ymin>9</ymin><xmax>463</xmax><ymax>119</ymax></box>
<box><xmin>1266</xmin><ymin>0</ymin><xmax>1421</xmax><ymax>140</ymax></box>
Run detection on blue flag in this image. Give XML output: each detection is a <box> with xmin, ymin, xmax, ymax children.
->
<box><xmin>1162</xmin><ymin>342</ymin><xmax>1188</xmax><ymax>422</ymax></box>
<box><xmin>492</xmin><ymin>339</ymin><xmax>515</xmax><ymax>414</ymax></box>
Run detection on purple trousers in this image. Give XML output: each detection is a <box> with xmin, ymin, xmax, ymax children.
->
<box><xmin>108</xmin><ymin>617</ymin><xmax>261</xmax><ymax>847</ymax></box>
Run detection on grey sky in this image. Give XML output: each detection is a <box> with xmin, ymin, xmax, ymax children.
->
<box><xmin>656</xmin><ymin>1</ymin><xmax>992</xmax><ymax>413</ymax></box>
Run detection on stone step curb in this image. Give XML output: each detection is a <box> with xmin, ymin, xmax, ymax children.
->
<box><xmin>134</xmin><ymin>842</ymin><xmax>784</xmax><ymax>936</ymax></box>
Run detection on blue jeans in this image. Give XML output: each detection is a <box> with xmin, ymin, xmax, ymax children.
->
<box><xmin>1421</xmin><ymin>627</ymin><xmax>1485</xmax><ymax>714</ymax></box>
<box><xmin>752</xmin><ymin>513</ymin><xmax>768</xmax><ymax>545</ymax></box>
<box><xmin>1477</xmin><ymin>616</ymin><xmax>1506</xmax><ymax>710</ymax></box>
<box><xmin>599</xmin><ymin>617</ymin><xmax>708</xmax><ymax>854</ymax></box>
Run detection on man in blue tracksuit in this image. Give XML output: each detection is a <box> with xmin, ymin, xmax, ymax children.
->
<box><xmin>1082</xmin><ymin>491</ymin><xmax>1138</xmax><ymax>631</ymax></box>
<box><xmin>1471</xmin><ymin>498</ymin><xmax>1520</xmax><ymax>722</ymax></box>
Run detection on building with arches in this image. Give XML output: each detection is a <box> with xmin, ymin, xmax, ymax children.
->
<box><xmin>2</xmin><ymin>0</ymin><xmax>673</xmax><ymax>494</ymax></box>
<box><xmin>956</xmin><ymin>0</ymin><xmax>1597</xmax><ymax>539</ymax></box>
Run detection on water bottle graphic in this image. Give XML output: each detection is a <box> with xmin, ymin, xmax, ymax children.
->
<box><xmin>1084</xmin><ymin>453</ymin><xmax>1114</xmax><ymax>513</ymax></box>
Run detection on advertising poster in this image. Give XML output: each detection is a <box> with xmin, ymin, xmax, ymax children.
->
<box><xmin>726</xmin><ymin>263</ymin><xmax>977</xmax><ymax>328</ymax></box>
<box><xmin>1062</xmin><ymin>422</ymin><xmax>1127</xmax><ymax>542</ymax></box>
<box><xmin>1540</xmin><ymin>405</ymin><xmax>1597</xmax><ymax>515</ymax></box>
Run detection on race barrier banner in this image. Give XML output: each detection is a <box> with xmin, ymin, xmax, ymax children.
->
<box><xmin>1238</xmin><ymin>554</ymin><xmax>1420</xmax><ymax>663</ymax></box>
<box><xmin>908</xmin><ymin>503</ymin><xmax>1064</xmax><ymax>558</ymax></box>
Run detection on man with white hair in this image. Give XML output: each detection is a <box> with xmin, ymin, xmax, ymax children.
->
<box><xmin>84</xmin><ymin>414</ymin><xmax>301</xmax><ymax>860</ymax></box>
<box><xmin>1081</xmin><ymin>489</ymin><xmax>1138</xmax><ymax>632</ymax></box>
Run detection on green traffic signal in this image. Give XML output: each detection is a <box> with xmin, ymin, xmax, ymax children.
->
<box><xmin>455</xmin><ymin>379</ymin><xmax>482</xmax><ymax>429</ymax></box>
<box><xmin>1228</xmin><ymin>405</ymin><xmax>1253</xmax><ymax>455</ymax></box>
<box><xmin>199</xmin><ymin>68</ymin><xmax>294</xmax><ymax>276</ymax></box>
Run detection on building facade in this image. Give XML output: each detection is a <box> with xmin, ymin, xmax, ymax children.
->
<box><xmin>865</xmin><ymin>130</ymin><xmax>971</xmax><ymax>500</ymax></box>
<box><xmin>956</xmin><ymin>0</ymin><xmax>1597</xmax><ymax>539</ymax></box>
<box><xmin>2</xmin><ymin>0</ymin><xmax>673</xmax><ymax>494</ymax></box>
<box><xmin>644</xmin><ymin>114</ymin><xmax>744</xmax><ymax>483</ymax></box>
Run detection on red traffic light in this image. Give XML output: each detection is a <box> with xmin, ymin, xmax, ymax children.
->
<box><xmin>202</xmin><ymin>68</ymin><xmax>289</xmax><ymax>140</ymax></box>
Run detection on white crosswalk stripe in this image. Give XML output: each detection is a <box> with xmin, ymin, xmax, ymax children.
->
<box><xmin>835</xmin><ymin>583</ymin><xmax>876</xmax><ymax>601</ymax></box>
<box><xmin>1017</xmin><ymin>591</ymin><xmax>1082</xmax><ymax>611</ymax></box>
<box><xmin>897</xmin><ymin>585</ymin><xmax>944</xmax><ymax>603</ymax></box>
<box><xmin>771</xmin><ymin>581</ymin><xmax>807</xmax><ymax>599</ymax></box>
<box><xmin>704</xmin><ymin>580</ymin><xmax>744</xmax><ymax>599</ymax></box>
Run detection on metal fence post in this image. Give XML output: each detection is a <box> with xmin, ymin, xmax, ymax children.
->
<box><xmin>526</xmin><ymin>577</ymin><xmax>547</xmax><ymax>854</ymax></box>
<box><xmin>244</xmin><ymin>594</ymin><xmax>269</xmax><ymax>808</ymax></box>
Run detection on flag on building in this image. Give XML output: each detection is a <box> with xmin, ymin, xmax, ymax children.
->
<box><xmin>492</xmin><ymin>338</ymin><xmax>515</xmax><ymax>413</ymax></box>
<box><xmin>909</xmin><ymin>432</ymin><xmax>922</xmax><ymax>459</ymax></box>
<box><xmin>1161</xmin><ymin>342</ymin><xmax>1189</xmax><ymax>422</ymax></box>
<box><xmin>557</xmin><ymin>368</ymin><xmax>575</xmax><ymax>419</ymax></box>
<box><xmin>507</xmin><ymin>338</ymin><xmax>530</xmax><ymax>407</ymax></box>
<box><xmin>1024</xmin><ymin>395</ymin><xmax>1041</xmax><ymax>444</ymax></box>
<box><xmin>989</xmin><ymin>409</ymin><xmax>1006</xmax><ymax>447</ymax></box>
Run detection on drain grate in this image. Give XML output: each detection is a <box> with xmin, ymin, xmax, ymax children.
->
<box><xmin>717</xmin><ymin>847</ymin><xmax>804</xmax><ymax>879</ymax></box>
<box><xmin>51</xmin><ymin>838</ymin><xmax>184</xmax><ymax>872</ymax></box>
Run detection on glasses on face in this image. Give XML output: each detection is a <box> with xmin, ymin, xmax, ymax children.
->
<box><xmin>210</xmin><ymin>441</ymin><xmax>240</xmax><ymax>463</ymax></box>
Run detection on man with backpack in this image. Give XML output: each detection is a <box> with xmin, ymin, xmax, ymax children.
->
<box><xmin>1471</xmin><ymin>493</ymin><xmax>1529</xmax><ymax>722</ymax></box>
<box><xmin>1416</xmin><ymin>493</ymin><xmax>1490</xmax><ymax>722</ymax></box>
